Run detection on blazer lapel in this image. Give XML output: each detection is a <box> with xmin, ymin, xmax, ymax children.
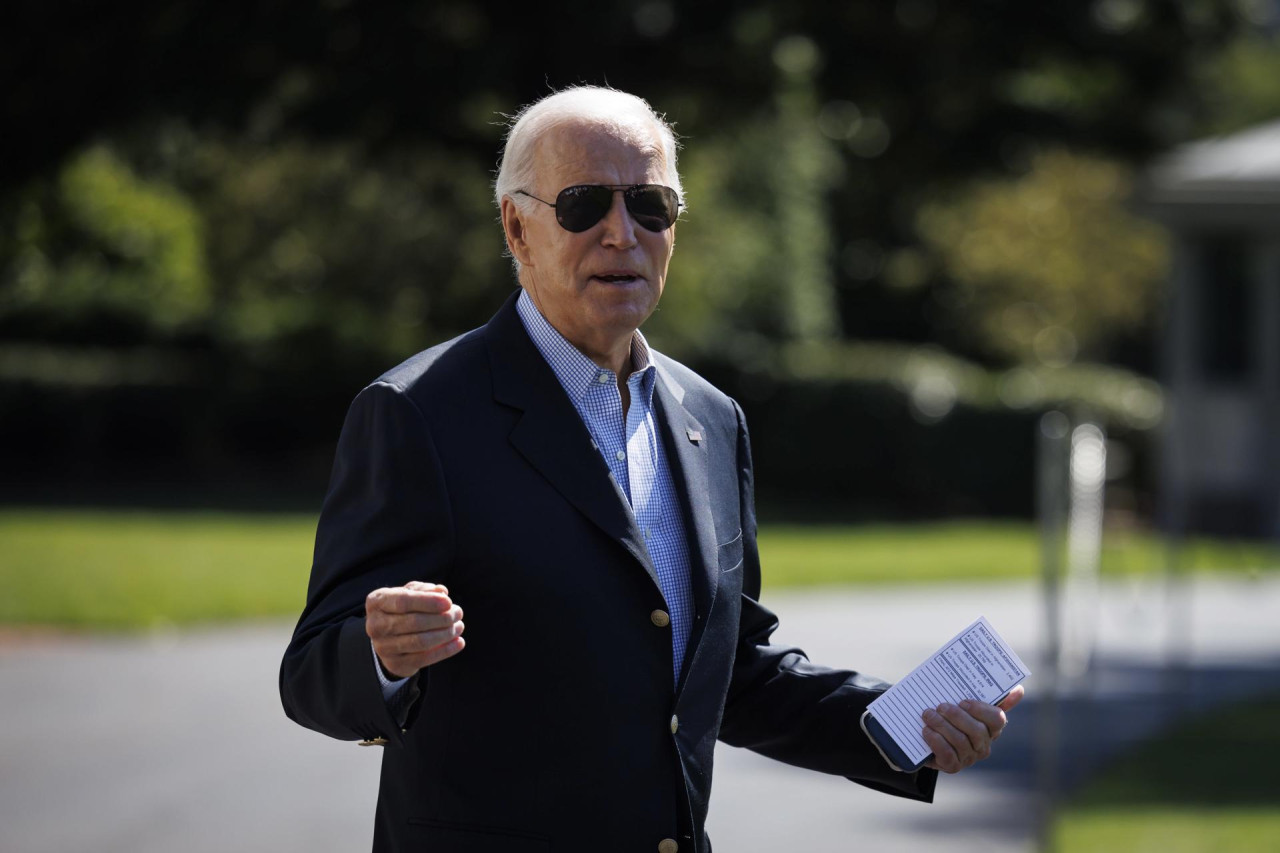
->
<box><xmin>483</xmin><ymin>293</ymin><xmax>659</xmax><ymax>587</ymax></box>
<box><xmin>652</xmin><ymin>361</ymin><xmax>720</xmax><ymax>678</ymax></box>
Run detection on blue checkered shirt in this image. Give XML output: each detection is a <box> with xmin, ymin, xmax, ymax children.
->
<box><xmin>517</xmin><ymin>290</ymin><xmax>695</xmax><ymax>683</ymax></box>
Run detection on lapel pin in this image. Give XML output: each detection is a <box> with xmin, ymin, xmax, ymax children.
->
<box><xmin>686</xmin><ymin>428</ymin><xmax>702</xmax><ymax>443</ymax></box>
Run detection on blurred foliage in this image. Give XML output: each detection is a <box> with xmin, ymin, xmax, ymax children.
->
<box><xmin>1196</xmin><ymin>30</ymin><xmax>1280</xmax><ymax>134</ymax></box>
<box><xmin>654</xmin><ymin>61</ymin><xmax>841</xmax><ymax>360</ymax></box>
<box><xmin>1</xmin><ymin>0</ymin><xmax>1275</xmax><ymax>514</ymax></box>
<box><xmin>170</xmin><ymin>131</ymin><xmax>507</xmax><ymax>359</ymax></box>
<box><xmin>917</xmin><ymin>150</ymin><xmax>1171</xmax><ymax>366</ymax></box>
<box><xmin>5</xmin><ymin>148</ymin><xmax>210</xmax><ymax>331</ymax></box>
<box><xmin>2</xmin><ymin>125</ymin><xmax>509</xmax><ymax>366</ymax></box>
<box><xmin>777</xmin><ymin>339</ymin><xmax>1165</xmax><ymax>430</ymax></box>
<box><xmin>4</xmin><ymin>1</ymin><xmax>1247</xmax><ymax>191</ymax></box>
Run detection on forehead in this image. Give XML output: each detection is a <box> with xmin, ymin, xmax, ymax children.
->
<box><xmin>532</xmin><ymin>118</ymin><xmax>666</xmax><ymax>189</ymax></box>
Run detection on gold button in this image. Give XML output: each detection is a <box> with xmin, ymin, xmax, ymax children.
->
<box><xmin>658</xmin><ymin>839</ymin><xmax>679</xmax><ymax>853</ymax></box>
<box><xmin>669</xmin><ymin>714</ymin><xmax>679</xmax><ymax>735</ymax></box>
<box><xmin>650</xmin><ymin>609</ymin><xmax>670</xmax><ymax>628</ymax></box>
<box><xmin>357</xmin><ymin>737</ymin><xmax>388</xmax><ymax>747</ymax></box>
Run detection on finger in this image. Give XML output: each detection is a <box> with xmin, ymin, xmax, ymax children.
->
<box><xmin>923</xmin><ymin>706</ymin><xmax>978</xmax><ymax>753</ymax></box>
<box><xmin>381</xmin><ymin>606</ymin><xmax>464</xmax><ymax>637</ymax></box>
<box><xmin>920</xmin><ymin>725</ymin><xmax>961</xmax><ymax>773</ymax></box>
<box><xmin>997</xmin><ymin>684</ymin><xmax>1025</xmax><ymax>712</ymax></box>
<box><xmin>375</xmin><ymin>621</ymin><xmax>465</xmax><ymax>657</ymax></box>
<box><xmin>922</xmin><ymin>706</ymin><xmax>984</xmax><ymax>769</ymax></box>
<box><xmin>381</xmin><ymin>635</ymin><xmax>465</xmax><ymax>678</ymax></box>
<box><xmin>957</xmin><ymin>699</ymin><xmax>1009</xmax><ymax>740</ymax></box>
<box><xmin>941</xmin><ymin>702</ymin><xmax>999</xmax><ymax>745</ymax></box>
<box><xmin>366</xmin><ymin>606</ymin><xmax>462</xmax><ymax>640</ymax></box>
<box><xmin>366</xmin><ymin>587</ymin><xmax>453</xmax><ymax>615</ymax></box>
<box><xmin>405</xmin><ymin>581</ymin><xmax>449</xmax><ymax>595</ymax></box>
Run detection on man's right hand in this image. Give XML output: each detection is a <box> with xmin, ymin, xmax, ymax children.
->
<box><xmin>365</xmin><ymin>581</ymin><xmax>465</xmax><ymax>679</ymax></box>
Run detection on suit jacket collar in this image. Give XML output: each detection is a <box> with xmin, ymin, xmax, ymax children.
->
<box><xmin>650</xmin><ymin>359</ymin><xmax>721</xmax><ymax>688</ymax></box>
<box><xmin>484</xmin><ymin>292</ymin><xmax>659</xmax><ymax>588</ymax></box>
<box><xmin>483</xmin><ymin>291</ymin><xmax>722</xmax><ymax>686</ymax></box>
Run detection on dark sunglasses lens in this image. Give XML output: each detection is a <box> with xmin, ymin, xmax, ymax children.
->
<box><xmin>555</xmin><ymin>186</ymin><xmax>614</xmax><ymax>232</ymax></box>
<box><xmin>625</xmin><ymin>186</ymin><xmax>679</xmax><ymax>232</ymax></box>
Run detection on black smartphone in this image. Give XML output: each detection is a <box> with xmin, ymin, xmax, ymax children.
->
<box><xmin>860</xmin><ymin>710</ymin><xmax>930</xmax><ymax>773</ymax></box>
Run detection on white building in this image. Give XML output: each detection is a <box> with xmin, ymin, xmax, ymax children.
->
<box><xmin>1143</xmin><ymin>119</ymin><xmax>1280</xmax><ymax>539</ymax></box>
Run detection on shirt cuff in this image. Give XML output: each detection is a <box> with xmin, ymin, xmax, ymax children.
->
<box><xmin>371</xmin><ymin>639</ymin><xmax>412</xmax><ymax>701</ymax></box>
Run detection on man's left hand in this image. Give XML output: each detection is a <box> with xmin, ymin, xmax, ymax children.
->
<box><xmin>922</xmin><ymin>684</ymin><xmax>1025</xmax><ymax>773</ymax></box>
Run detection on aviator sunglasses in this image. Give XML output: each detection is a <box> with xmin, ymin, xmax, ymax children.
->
<box><xmin>515</xmin><ymin>184</ymin><xmax>682</xmax><ymax>233</ymax></box>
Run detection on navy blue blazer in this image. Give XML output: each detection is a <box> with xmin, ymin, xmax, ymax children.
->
<box><xmin>280</xmin><ymin>291</ymin><xmax>935</xmax><ymax>852</ymax></box>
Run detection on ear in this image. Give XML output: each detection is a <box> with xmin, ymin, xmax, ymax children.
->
<box><xmin>501</xmin><ymin>196</ymin><xmax>536</xmax><ymax>269</ymax></box>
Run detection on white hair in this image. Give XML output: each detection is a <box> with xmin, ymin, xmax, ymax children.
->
<box><xmin>493</xmin><ymin>86</ymin><xmax>684</xmax><ymax>275</ymax></box>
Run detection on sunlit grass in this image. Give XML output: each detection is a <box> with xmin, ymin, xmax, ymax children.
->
<box><xmin>758</xmin><ymin>521</ymin><xmax>1280</xmax><ymax>588</ymax></box>
<box><xmin>1055</xmin><ymin>809</ymin><xmax>1280</xmax><ymax>852</ymax></box>
<box><xmin>1054</xmin><ymin>694</ymin><xmax>1280</xmax><ymax>852</ymax></box>
<box><xmin>0</xmin><ymin>509</ymin><xmax>1276</xmax><ymax>629</ymax></box>
<box><xmin>0</xmin><ymin>509</ymin><xmax>315</xmax><ymax>630</ymax></box>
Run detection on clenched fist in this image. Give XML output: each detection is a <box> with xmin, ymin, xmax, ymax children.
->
<box><xmin>365</xmin><ymin>581</ymin><xmax>465</xmax><ymax>679</ymax></box>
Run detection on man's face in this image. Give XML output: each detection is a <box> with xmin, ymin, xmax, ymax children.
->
<box><xmin>503</xmin><ymin>118</ymin><xmax>676</xmax><ymax>367</ymax></box>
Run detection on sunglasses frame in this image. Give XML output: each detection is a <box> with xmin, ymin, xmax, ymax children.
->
<box><xmin>514</xmin><ymin>184</ymin><xmax>682</xmax><ymax>233</ymax></box>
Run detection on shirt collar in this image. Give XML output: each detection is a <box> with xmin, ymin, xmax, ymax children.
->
<box><xmin>516</xmin><ymin>289</ymin><xmax>656</xmax><ymax>405</ymax></box>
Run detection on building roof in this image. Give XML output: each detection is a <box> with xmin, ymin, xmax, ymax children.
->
<box><xmin>1142</xmin><ymin>119</ymin><xmax>1280</xmax><ymax>229</ymax></box>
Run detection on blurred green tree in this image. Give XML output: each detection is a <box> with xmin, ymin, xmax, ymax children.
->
<box><xmin>652</xmin><ymin>39</ymin><xmax>841</xmax><ymax>361</ymax></box>
<box><xmin>1196</xmin><ymin>30</ymin><xmax>1280</xmax><ymax>133</ymax></box>
<box><xmin>3</xmin><ymin>147</ymin><xmax>211</xmax><ymax>332</ymax></box>
<box><xmin>1</xmin><ymin>125</ymin><xmax>508</xmax><ymax>376</ymax></box>
<box><xmin>916</xmin><ymin>150</ymin><xmax>1170</xmax><ymax>366</ymax></box>
<box><xmin>0</xmin><ymin>0</ymin><xmax>1268</xmax><ymax>510</ymax></box>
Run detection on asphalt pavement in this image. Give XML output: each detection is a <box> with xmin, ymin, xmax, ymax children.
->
<box><xmin>3</xmin><ymin>574</ymin><xmax>1278</xmax><ymax>853</ymax></box>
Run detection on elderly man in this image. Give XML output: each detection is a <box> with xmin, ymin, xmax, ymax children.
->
<box><xmin>280</xmin><ymin>86</ymin><xmax>1021</xmax><ymax>853</ymax></box>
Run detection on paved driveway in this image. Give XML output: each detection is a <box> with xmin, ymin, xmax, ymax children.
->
<box><xmin>3</xmin><ymin>576</ymin><xmax>1278</xmax><ymax>852</ymax></box>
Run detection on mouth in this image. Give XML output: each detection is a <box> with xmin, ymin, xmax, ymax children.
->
<box><xmin>590</xmin><ymin>271</ymin><xmax>643</xmax><ymax>285</ymax></box>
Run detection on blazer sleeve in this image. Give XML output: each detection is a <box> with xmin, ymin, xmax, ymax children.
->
<box><xmin>279</xmin><ymin>380</ymin><xmax>454</xmax><ymax>746</ymax></box>
<box><xmin>716</xmin><ymin>400</ymin><xmax>938</xmax><ymax>802</ymax></box>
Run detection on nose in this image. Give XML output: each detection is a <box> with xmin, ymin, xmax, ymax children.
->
<box><xmin>598</xmin><ymin>189</ymin><xmax>638</xmax><ymax>249</ymax></box>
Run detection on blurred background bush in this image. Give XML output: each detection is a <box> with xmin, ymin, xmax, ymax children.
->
<box><xmin>1</xmin><ymin>0</ymin><xmax>1277</xmax><ymax>519</ymax></box>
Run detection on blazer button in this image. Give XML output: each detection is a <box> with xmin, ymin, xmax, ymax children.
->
<box><xmin>357</xmin><ymin>737</ymin><xmax>388</xmax><ymax>747</ymax></box>
<box><xmin>650</xmin><ymin>609</ymin><xmax>670</xmax><ymax>628</ymax></box>
<box><xmin>669</xmin><ymin>715</ymin><xmax>679</xmax><ymax>735</ymax></box>
<box><xmin>658</xmin><ymin>838</ymin><xmax>679</xmax><ymax>853</ymax></box>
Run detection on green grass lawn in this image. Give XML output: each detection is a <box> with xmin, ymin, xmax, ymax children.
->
<box><xmin>0</xmin><ymin>509</ymin><xmax>316</xmax><ymax>630</ymax></box>
<box><xmin>1053</xmin><ymin>694</ymin><xmax>1280</xmax><ymax>852</ymax></box>
<box><xmin>758</xmin><ymin>521</ymin><xmax>1280</xmax><ymax>587</ymax></box>
<box><xmin>1</xmin><ymin>509</ymin><xmax>1277</xmax><ymax>629</ymax></box>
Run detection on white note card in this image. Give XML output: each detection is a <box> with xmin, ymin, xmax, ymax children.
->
<box><xmin>866</xmin><ymin>617</ymin><xmax>1030</xmax><ymax>767</ymax></box>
